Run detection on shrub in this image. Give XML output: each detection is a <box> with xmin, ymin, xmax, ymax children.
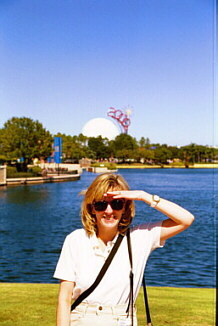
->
<box><xmin>169</xmin><ymin>161</ymin><xmax>185</xmax><ymax>167</ymax></box>
<box><xmin>6</xmin><ymin>166</ymin><xmax>17</xmax><ymax>178</ymax></box>
<box><xmin>91</xmin><ymin>162</ymin><xmax>102</xmax><ymax>167</ymax></box>
<box><xmin>91</xmin><ymin>162</ymin><xmax>117</xmax><ymax>170</ymax></box>
<box><xmin>28</xmin><ymin>166</ymin><xmax>42</xmax><ymax>176</ymax></box>
<box><xmin>105</xmin><ymin>163</ymin><xmax>117</xmax><ymax>170</ymax></box>
<box><xmin>6</xmin><ymin>165</ymin><xmax>42</xmax><ymax>178</ymax></box>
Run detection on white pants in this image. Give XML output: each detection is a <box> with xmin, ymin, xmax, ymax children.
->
<box><xmin>70</xmin><ymin>302</ymin><xmax>138</xmax><ymax>326</ymax></box>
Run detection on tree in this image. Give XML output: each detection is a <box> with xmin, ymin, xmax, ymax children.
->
<box><xmin>179</xmin><ymin>143</ymin><xmax>216</xmax><ymax>165</ymax></box>
<box><xmin>179</xmin><ymin>144</ymin><xmax>197</xmax><ymax>164</ymax></box>
<box><xmin>116</xmin><ymin>149</ymin><xmax>135</xmax><ymax>163</ymax></box>
<box><xmin>134</xmin><ymin>148</ymin><xmax>154</xmax><ymax>163</ymax></box>
<box><xmin>88</xmin><ymin>136</ymin><xmax>110</xmax><ymax>159</ymax></box>
<box><xmin>168</xmin><ymin>146</ymin><xmax>180</xmax><ymax>159</ymax></box>
<box><xmin>77</xmin><ymin>133</ymin><xmax>88</xmax><ymax>146</ymax></box>
<box><xmin>154</xmin><ymin>146</ymin><xmax>172</xmax><ymax>165</ymax></box>
<box><xmin>0</xmin><ymin>117</ymin><xmax>53</xmax><ymax>167</ymax></box>
<box><xmin>138</xmin><ymin>137</ymin><xmax>150</xmax><ymax>148</ymax></box>
<box><xmin>54</xmin><ymin>133</ymin><xmax>86</xmax><ymax>162</ymax></box>
<box><xmin>113</xmin><ymin>134</ymin><xmax>138</xmax><ymax>153</ymax></box>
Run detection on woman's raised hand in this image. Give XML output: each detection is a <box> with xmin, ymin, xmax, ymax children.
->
<box><xmin>104</xmin><ymin>190</ymin><xmax>146</xmax><ymax>201</ymax></box>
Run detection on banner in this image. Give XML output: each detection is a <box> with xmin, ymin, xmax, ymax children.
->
<box><xmin>54</xmin><ymin>137</ymin><xmax>62</xmax><ymax>164</ymax></box>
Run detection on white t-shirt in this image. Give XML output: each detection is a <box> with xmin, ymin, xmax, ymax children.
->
<box><xmin>53</xmin><ymin>221</ymin><xmax>165</xmax><ymax>305</ymax></box>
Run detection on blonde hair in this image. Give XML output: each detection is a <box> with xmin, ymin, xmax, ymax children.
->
<box><xmin>81</xmin><ymin>173</ymin><xmax>135</xmax><ymax>236</ymax></box>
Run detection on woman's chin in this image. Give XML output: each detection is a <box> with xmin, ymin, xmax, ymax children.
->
<box><xmin>101</xmin><ymin>217</ymin><xmax>119</xmax><ymax>228</ymax></box>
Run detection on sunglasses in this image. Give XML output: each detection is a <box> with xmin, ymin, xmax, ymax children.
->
<box><xmin>93</xmin><ymin>199</ymin><xmax>125</xmax><ymax>211</ymax></box>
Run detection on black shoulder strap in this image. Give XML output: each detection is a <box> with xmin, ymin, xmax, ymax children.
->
<box><xmin>71</xmin><ymin>232</ymin><xmax>124</xmax><ymax>311</ymax></box>
<box><xmin>126</xmin><ymin>228</ymin><xmax>134</xmax><ymax>326</ymax></box>
<box><xmin>142</xmin><ymin>275</ymin><xmax>152</xmax><ymax>326</ymax></box>
<box><xmin>126</xmin><ymin>229</ymin><xmax>153</xmax><ymax>326</ymax></box>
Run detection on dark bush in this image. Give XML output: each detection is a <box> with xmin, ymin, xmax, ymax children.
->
<box><xmin>28</xmin><ymin>166</ymin><xmax>42</xmax><ymax>176</ymax></box>
<box><xmin>6</xmin><ymin>165</ymin><xmax>42</xmax><ymax>178</ymax></box>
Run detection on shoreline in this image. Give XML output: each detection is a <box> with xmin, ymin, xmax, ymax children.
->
<box><xmin>117</xmin><ymin>164</ymin><xmax>218</xmax><ymax>169</ymax></box>
<box><xmin>0</xmin><ymin>282</ymin><xmax>215</xmax><ymax>289</ymax></box>
<box><xmin>2</xmin><ymin>173</ymin><xmax>80</xmax><ymax>186</ymax></box>
<box><xmin>1</xmin><ymin>164</ymin><xmax>216</xmax><ymax>187</ymax></box>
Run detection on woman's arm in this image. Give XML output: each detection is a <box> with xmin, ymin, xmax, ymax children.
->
<box><xmin>105</xmin><ymin>190</ymin><xmax>194</xmax><ymax>241</ymax></box>
<box><xmin>140</xmin><ymin>192</ymin><xmax>195</xmax><ymax>241</ymax></box>
<box><xmin>56</xmin><ymin>280</ymin><xmax>75</xmax><ymax>326</ymax></box>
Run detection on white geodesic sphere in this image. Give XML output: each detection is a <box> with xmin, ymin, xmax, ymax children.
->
<box><xmin>82</xmin><ymin>118</ymin><xmax>120</xmax><ymax>140</ymax></box>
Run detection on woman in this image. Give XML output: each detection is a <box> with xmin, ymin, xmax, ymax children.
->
<box><xmin>54</xmin><ymin>173</ymin><xmax>194</xmax><ymax>326</ymax></box>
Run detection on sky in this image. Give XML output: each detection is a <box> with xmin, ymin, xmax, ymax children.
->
<box><xmin>0</xmin><ymin>0</ymin><xmax>216</xmax><ymax>147</ymax></box>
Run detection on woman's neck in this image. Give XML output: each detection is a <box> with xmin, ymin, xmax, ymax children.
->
<box><xmin>97</xmin><ymin>228</ymin><xmax>118</xmax><ymax>245</ymax></box>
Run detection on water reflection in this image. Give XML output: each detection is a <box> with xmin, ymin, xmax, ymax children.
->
<box><xmin>6</xmin><ymin>186</ymin><xmax>49</xmax><ymax>204</ymax></box>
<box><xmin>0</xmin><ymin>169</ymin><xmax>216</xmax><ymax>287</ymax></box>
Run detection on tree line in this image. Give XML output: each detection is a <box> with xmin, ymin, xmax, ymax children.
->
<box><xmin>0</xmin><ymin>117</ymin><xmax>216</xmax><ymax>167</ymax></box>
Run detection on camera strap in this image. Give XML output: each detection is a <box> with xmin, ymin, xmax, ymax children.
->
<box><xmin>71</xmin><ymin>228</ymin><xmax>153</xmax><ymax>326</ymax></box>
<box><xmin>71</xmin><ymin>232</ymin><xmax>124</xmax><ymax>311</ymax></box>
<box><xmin>126</xmin><ymin>229</ymin><xmax>153</xmax><ymax>326</ymax></box>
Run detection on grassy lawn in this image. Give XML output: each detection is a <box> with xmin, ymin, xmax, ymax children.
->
<box><xmin>0</xmin><ymin>283</ymin><xmax>215</xmax><ymax>326</ymax></box>
<box><xmin>136</xmin><ymin>287</ymin><xmax>215</xmax><ymax>326</ymax></box>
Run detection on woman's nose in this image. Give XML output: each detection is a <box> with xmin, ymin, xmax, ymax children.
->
<box><xmin>105</xmin><ymin>202</ymin><xmax>113</xmax><ymax>213</ymax></box>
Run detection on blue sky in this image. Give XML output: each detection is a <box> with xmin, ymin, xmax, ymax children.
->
<box><xmin>0</xmin><ymin>0</ymin><xmax>216</xmax><ymax>146</ymax></box>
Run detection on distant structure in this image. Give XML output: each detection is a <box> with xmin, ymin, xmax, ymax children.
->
<box><xmin>0</xmin><ymin>166</ymin><xmax>6</xmax><ymax>186</ymax></box>
<box><xmin>81</xmin><ymin>107</ymin><xmax>131</xmax><ymax>140</ymax></box>
<box><xmin>47</xmin><ymin>136</ymin><xmax>62</xmax><ymax>163</ymax></box>
<box><xmin>82</xmin><ymin>117</ymin><xmax>120</xmax><ymax>140</ymax></box>
<box><xmin>107</xmin><ymin>107</ymin><xmax>131</xmax><ymax>134</ymax></box>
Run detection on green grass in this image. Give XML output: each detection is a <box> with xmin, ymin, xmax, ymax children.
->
<box><xmin>0</xmin><ymin>283</ymin><xmax>215</xmax><ymax>326</ymax></box>
<box><xmin>91</xmin><ymin>162</ymin><xmax>117</xmax><ymax>170</ymax></box>
<box><xmin>136</xmin><ymin>287</ymin><xmax>215</xmax><ymax>326</ymax></box>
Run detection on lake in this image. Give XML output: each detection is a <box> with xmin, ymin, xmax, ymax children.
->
<box><xmin>0</xmin><ymin>168</ymin><xmax>216</xmax><ymax>287</ymax></box>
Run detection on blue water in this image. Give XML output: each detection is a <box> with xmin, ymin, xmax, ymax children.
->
<box><xmin>0</xmin><ymin>169</ymin><xmax>216</xmax><ymax>287</ymax></box>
